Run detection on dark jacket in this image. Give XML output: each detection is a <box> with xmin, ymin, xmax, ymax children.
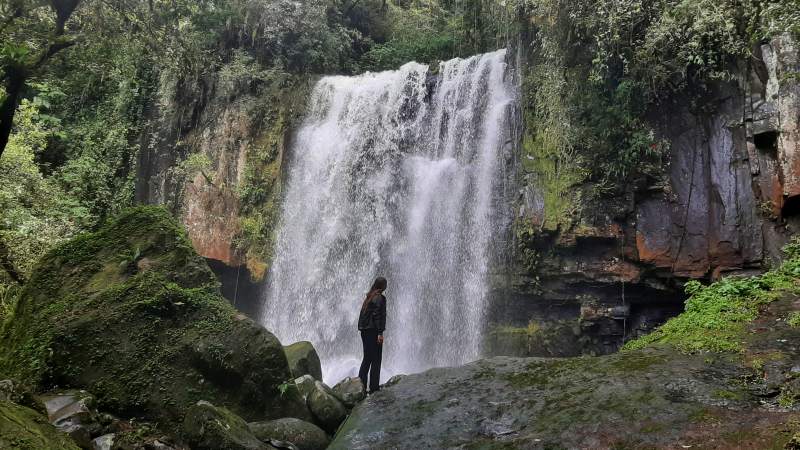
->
<box><xmin>358</xmin><ymin>294</ymin><xmax>386</xmax><ymax>335</ymax></box>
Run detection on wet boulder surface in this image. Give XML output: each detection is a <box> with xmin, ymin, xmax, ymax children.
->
<box><xmin>0</xmin><ymin>207</ymin><xmax>308</xmax><ymax>435</ymax></box>
<box><xmin>249</xmin><ymin>417</ymin><xmax>330</xmax><ymax>450</ymax></box>
<box><xmin>331</xmin><ymin>377</ymin><xmax>365</xmax><ymax>408</ymax></box>
<box><xmin>284</xmin><ymin>341</ymin><xmax>323</xmax><ymax>381</ymax></box>
<box><xmin>332</xmin><ymin>295</ymin><xmax>800</xmax><ymax>449</ymax></box>
<box><xmin>182</xmin><ymin>401</ymin><xmax>273</xmax><ymax>450</ymax></box>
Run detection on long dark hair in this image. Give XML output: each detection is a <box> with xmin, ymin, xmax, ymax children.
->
<box><xmin>361</xmin><ymin>277</ymin><xmax>387</xmax><ymax>312</ymax></box>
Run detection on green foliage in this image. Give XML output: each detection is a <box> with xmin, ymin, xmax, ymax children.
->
<box><xmin>762</xmin><ymin>0</ymin><xmax>800</xmax><ymax>36</ymax></box>
<box><xmin>624</xmin><ymin>240</ymin><xmax>800</xmax><ymax>353</ymax></box>
<box><xmin>559</xmin><ymin>0</ymin><xmax>765</xmax><ymax>96</ymax></box>
<box><xmin>277</xmin><ymin>380</ymin><xmax>292</xmax><ymax>397</ymax></box>
<box><xmin>574</xmin><ymin>80</ymin><xmax>668</xmax><ymax>185</ymax></box>
<box><xmin>779</xmin><ymin>388</ymin><xmax>798</xmax><ymax>408</ymax></box>
<box><xmin>788</xmin><ymin>312</ymin><xmax>800</xmax><ymax>328</ymax></box>
<box><xmin>361</xmin><ymin>3</ymin><xmax>459</xmax><ymax>70</ymax></box>
<box><xmin>519</xmin><ymin>64</ymin><xmax>586</xmax><ymax>229</ymax></box>
<box><xmin>514</xmin><ymin>220</ymin><xmax>542</xmax><ymax>279</ymax></box>
<box><xmin>0</xmin><ymin>284</ymin><xmax>19</xmax><ymax>326</ymax></box>
<box><xmin>362</xmin><ymin>0</ymin><xmax>516</xmax><ymax>71</ymax></box>
<box><xmin>516</xmin><ymin>0</ymin><xmax>798</xmax><ymax>213</ymax></box>
<box><xmin>0</xmin><ymin>98</ymin><xmax>86</xmax><ymax>287</ymax></box>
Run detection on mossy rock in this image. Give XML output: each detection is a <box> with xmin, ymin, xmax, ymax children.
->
<box><xmin>0</xmin><ymin>206</ymin><xmax>309</xmax><ymax>432</ymax></box>
<box><xmin>182</xmin><ymin>401</ymin><xmax>269</xmax><ymax>450</ymax></box>
<box><xmin>249</xmin><ymin>418</ymin><xmax>329</xmax><ymax>450</ymax></box>
<box><xmin>307</xmin><ymin>381</ymin><xmax>346</xmax><ymax>434</ymax></box>
<box><xmin>284</xmin><ymin>341</ymin><xmax>322</xmax><ymax>381</ymax></box>
<box><xmin>0</xmin><ymin>400</ymin><xmax>80</xmax><ymax>450</ymax></box>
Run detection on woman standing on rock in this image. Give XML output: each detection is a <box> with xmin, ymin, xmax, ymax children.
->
<box><xmin>358</xmin><ymin>276</ymin><xmax>387</xmax><ymax>394</ymax></box>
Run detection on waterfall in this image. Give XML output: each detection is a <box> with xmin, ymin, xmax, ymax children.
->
<box><xmin>260</xmin><ymin>49</ymin><xmax>517</xmax><ymax>383</ymax></box>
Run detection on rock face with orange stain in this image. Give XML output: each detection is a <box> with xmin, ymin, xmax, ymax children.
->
<box><xmin>634</xmin><ymin>35</ymin><xmax>800</xmax><ymax>279</ymax></box>
<box><xmin>489</xmin><ymin>35</ymin><xmax>800</xmax><ymax>358</ymax></box>
<box><xmin>134</xmin><ymin>67</ymin><xmax>295</xmax><ymax>301</ymax></box>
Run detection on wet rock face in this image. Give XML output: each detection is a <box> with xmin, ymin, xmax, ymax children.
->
<box><xmin>135</xmin><ymin>66</ymin><xmax>299</xmax><ymax>283</ymax></box>
<box><xmin>635</xmin><ymin>34</ymin><xmax>800</xmax><ymax>277</ymax></box>
<box><xmin>332</xmin><ymin>297</ymin><xmax>800</xmax><ymax>449</ymax></box>
<box><xmin>135</xmin><ymin>74</ymin><xmax>251</xmax><ymax>269</ymax></box>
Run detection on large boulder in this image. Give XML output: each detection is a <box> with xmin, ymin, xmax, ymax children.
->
<box><xmin>0</xmin><ymin>399</ymin><xmax>80</xmax><ymax>449</ymax></box>
<box><xmin>330</xmin><ymin>295</ymin><xmax>800</xmax><ymax>449</ymax></box>
<box><xmin>0</xmin><ymin>207</ymin><xmax>309</xmax><ymax>431</ymax></box>
<box><xmin>306</xmin><ymin>381</ymin><xmax>347</xmax><ymax>434</ymax></box>
<box><xmin>249</xmin><ymin>418</ymin><xmax>329</xmax><ymax>450</ymax></box>
<box><xmin>182</xmin><ymin>401</ymin><xmax>269</xmax><ymax>450</ymax></box>
<box><xmin>284</xmin><ymin>342</ymin><xmax>322</xmax><ymax>381</ymax></box>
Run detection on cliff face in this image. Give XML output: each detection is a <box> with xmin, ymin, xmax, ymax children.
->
<box><xmin>488</xmin><ymin>34</ymin><xmax>800</xmax><ymax>357</ymax></box>
<box><xmin>134</xmin><ymin>62</ymin><xmax>309</xmax><ymax>301</ymax></box>
<box><xmin>637</xmin><ymin>35</ymin><xmax>800</xmax><ymax>278</ymax></box>
<box><xmin>135</xmin><ymin>75</ymin><xmax>251</xmax><ymax>267</ymax></box>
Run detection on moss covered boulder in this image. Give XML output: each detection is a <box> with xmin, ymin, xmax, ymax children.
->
<box><xmin>249</xmin><ymin>418</ymin><xmax>329</xmax><ymax>450</ymax></box>
<box><xmin>284</xmin><ymin>341</ymin><xmax>322</xmax><ymax>381</ymax></box>
<box><xmin>182</xmin><ymin>401</ymin><xmax>271</xmax><ymax>450</ymax></box>
<box><xmin>0</xmin><ymin>400</ymin><xmax>80</xmax><ymax>450</ymax></box>
<box><xmin>0</xmin><ymin>207</ymin><xmax>308</xmax><ymax>431</ymax></box>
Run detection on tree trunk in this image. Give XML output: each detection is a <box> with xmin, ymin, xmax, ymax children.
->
<box><xmin>0</xmin><ymin>70</ymin><xmax>25</xmax><ymax>159</ymax></box>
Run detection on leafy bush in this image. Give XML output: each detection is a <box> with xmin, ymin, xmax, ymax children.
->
<box><xmin>361</xmin><ymin>4</ymin><xmax>458</xmax><ymax>70</ymax></box>
<box><xmin>0</xmin><ymin>98</ymin><xmax>85</xmax><ymax>285</ymax></box>
<box><xmin>788</xmin><ymin>311</ymin><xmax>800</xmax><ymax>328</ymax></box>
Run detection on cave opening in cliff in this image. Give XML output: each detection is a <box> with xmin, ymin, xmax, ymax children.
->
<box><xmin>754</xmin><ymin>130</ymin><xmax>779</xmax><ymax>155</ymax></box>
<box><xmin>782</xmin><ymin>195</ymin><xmax>800</xmax><ymax>218</ymax></box>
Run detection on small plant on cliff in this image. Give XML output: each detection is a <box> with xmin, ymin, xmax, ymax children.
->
<box><xmin>119</xmin><ymin>245</ymin><xmax>142</xmax><ymax>274</ymax></box>
<box><xmin>779</xmin><ymin>388</ymin><xmax>798</xmax><ymax>408</ymax></box>
<box><xmin>788</xmin><ymin>312</ymin><xmax>800</xmax><ymax>328</ymax></box>
<box><xmin>277</xmin><ymin>380</ymin><xmax>293</xmax><ymax>397</ymax></box>
<box><xmin>624</xmin><ymin>239</ymin><xmax>800</xmax><ymax>353</ymax></box>
<box><xmin>0</xmin><ymin>284</ymin><xmax>18</xmax><ymax>325</ymax></box>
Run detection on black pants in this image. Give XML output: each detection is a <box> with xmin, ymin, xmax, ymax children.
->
<box><xmin>358</xmin><ymin>329</ymin><xmax>382</xmax><ymax>392</ymax></box>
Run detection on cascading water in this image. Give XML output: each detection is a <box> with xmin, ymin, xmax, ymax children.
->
<box><xmin>260</xmin><ymin>49</ymin><xmax>517</xmax><ymax>383</ymax></box>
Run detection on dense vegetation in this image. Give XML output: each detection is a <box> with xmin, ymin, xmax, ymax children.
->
<box><xmin>0</xmin><ymin>0</ymin><xmax>513</xmax><ymax>304</ymax></box>
<box><xmin>1</xmin><ymin>0</ymin><xmax>799</xmax><ymax>310</ymax></box>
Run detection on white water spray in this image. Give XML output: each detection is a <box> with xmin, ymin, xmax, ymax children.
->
<box><xmin>260</xmin><ymin>49</ymin><xmax>517</xmax><ymax>383</ymax></box>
